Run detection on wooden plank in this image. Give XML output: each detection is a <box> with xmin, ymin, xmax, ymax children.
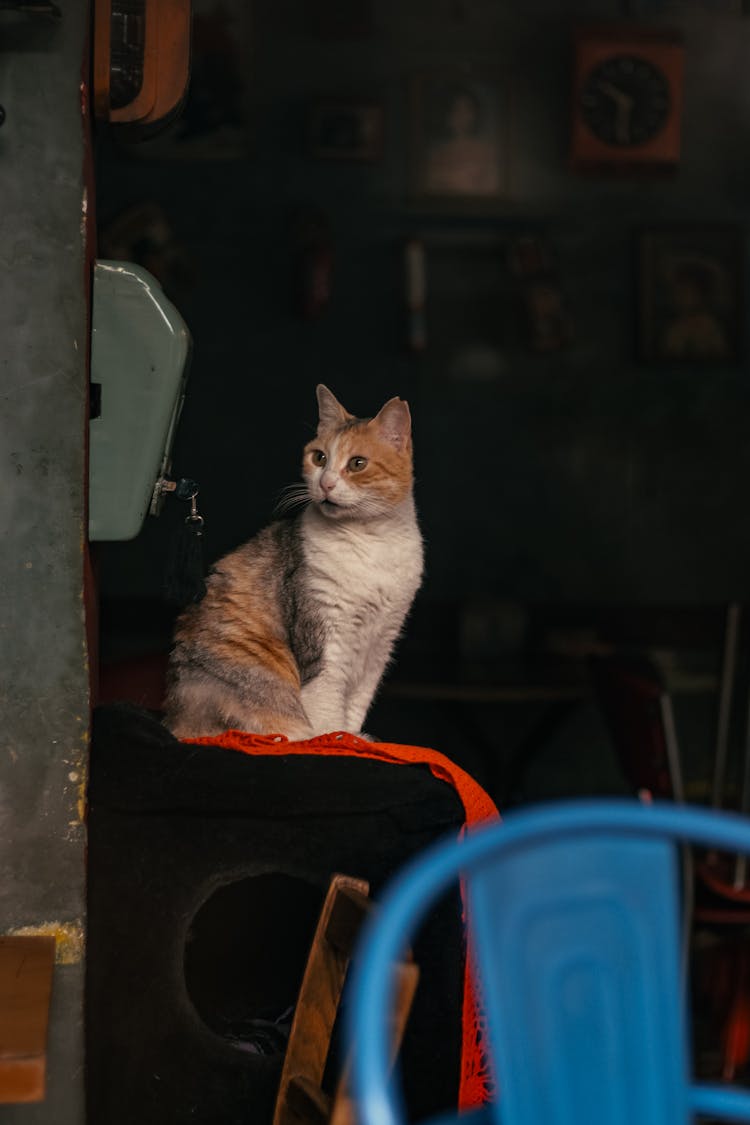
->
<box><xmin>0</xmin><ymin>936</ymin><xmax>55</xmax><ymax>1103</ymax></box>
<box><xmin>324</xmin><ymin>887</ymin><xmax>370</xmax><ymax>955</ymax></box>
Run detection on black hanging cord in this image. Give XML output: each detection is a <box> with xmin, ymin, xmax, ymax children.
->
<box><xmin>163</xmin><ymin>478</ymin><xmax>207</xmax><ymax>607</ymax></box>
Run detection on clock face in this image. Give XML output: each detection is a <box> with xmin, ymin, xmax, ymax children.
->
<box><xmin>580</xmin><ymin>54</ymin><xmax>671</xmax><ymax>147</ymax></box>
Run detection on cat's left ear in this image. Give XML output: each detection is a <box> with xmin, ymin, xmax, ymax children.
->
<box><xmin>371</xmin><ymin>397</ymin><xmax>412</xmax><ymax>451</ymax></box>
<box><xmin>316</xmin><ymin>384</ymin><xmax>353</xmax><ymax>429</ymax></box>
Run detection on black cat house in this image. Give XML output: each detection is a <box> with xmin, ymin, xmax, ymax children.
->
<box><xmin>86</xmin><ymin>705</ymin><xmax>496</xmax><ymax>1125</ymax></box>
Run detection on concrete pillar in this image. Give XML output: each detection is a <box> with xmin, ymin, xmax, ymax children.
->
<box><xmin>0</xmin><ymin>2</ymin><xmax>90</xmax><ymax>1121</ymax></box>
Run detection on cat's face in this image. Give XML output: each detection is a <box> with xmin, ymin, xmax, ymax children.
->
<box><xmin>302</xmin><ymin>386</ymin><xmax>414</xmax><ymax>521</ymax></box>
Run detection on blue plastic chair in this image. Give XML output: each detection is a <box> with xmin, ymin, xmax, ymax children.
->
<box><xmin>347</xmin><ymin>799</ymin><xmax>750</xmax><ymax>1125</ymax></box>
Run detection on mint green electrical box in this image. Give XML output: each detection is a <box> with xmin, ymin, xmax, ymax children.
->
<box><xmin>89</xmin><ymin>260</ymin><xmax>192</xmax><ymax>541</ymax></box>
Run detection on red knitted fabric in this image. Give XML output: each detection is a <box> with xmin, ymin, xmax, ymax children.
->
<box><xmin>181</xmin><ymin>728</ymin><xmax>499</xmax><ymax>1108</ymax></box>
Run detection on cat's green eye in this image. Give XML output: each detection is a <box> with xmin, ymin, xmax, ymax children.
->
<box><xmin>311</xmin><ymin>450</ymin><xmax>327</xmax><ymax>467</ymax></box>
<box><xmin>348</xmin><ymin>456</ymin><xmax>368</xmax><ymax>473</ymax></box>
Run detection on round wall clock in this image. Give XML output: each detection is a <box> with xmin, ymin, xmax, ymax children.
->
<box><xmin>580</xmin><ymin>55</ymin><xmax>670</xmax><ymax>147</ymax></box>
<box><xmin>570</xmin><ymin>28</ymin><xmax>684</xmax><ymax>171</ymax></box>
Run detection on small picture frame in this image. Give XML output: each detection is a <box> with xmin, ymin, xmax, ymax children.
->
<box><xmin>416</xmin><ymin>234</ymin><xmax>511</xmax><ymax>380</ymax></box>
<box><xmin>409</xmin><ymin>71</ymin><xmax>510</xmax><ymax>203</ymax></box>
<box><xmin>637</xmin><ymin>226</ymin><xmax>743</xmax><ymax>364</ymax></box>
<box><xmin>308</xmin><ymin>101</ymin><xmax>384</xmax><ymax>161</ymax></box>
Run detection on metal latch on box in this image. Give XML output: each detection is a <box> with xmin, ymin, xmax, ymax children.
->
<box><xmin>152</xmin><ymin>477</ymin><xmax>204</xmax><ymax>532</ymax></box>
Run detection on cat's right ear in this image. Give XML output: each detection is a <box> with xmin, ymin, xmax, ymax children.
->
<box><xmin>316</xmin><ymin>384</ymin><xmax>353</xmax><ymax>429</ymax></box>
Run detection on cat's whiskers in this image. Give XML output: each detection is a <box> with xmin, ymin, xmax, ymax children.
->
<box><xmin>273</xmin><ymin>484</ymin><xmax>311</xmax><ymax>516</ymax></box>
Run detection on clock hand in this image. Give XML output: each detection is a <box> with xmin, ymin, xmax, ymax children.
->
<box><xmin>597</xmin><ymin>79</ymin><xmax>634</xmax><ymax>110</ymax></box>
<box><xmin>614</xmin><ymin>101</ymin><xmax>633</xmax><ymax>144</ymax></box>
<box><xmin>594</xmin><ymin>79</ymin><xmax>634</xmax><ymax>143</ymax></box>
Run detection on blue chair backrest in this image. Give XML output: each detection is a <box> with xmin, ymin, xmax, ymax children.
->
<box><xmin>347</xmin><ymin>799</ymin><xmax>750</xmax><ymax>1125</ymax></box>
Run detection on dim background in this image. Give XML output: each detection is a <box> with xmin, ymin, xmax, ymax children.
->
<box><xmin>94</xmin><ymin>0</ymin><xmax>750</xmax><ymax>805</ymax></box>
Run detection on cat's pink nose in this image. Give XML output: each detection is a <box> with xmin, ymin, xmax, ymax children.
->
<box><xmin>320</xmin><ymin>472</ymin><xmax>337</xmax><ymax>494</ymax></box>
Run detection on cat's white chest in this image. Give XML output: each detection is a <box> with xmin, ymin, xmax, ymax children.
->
<box><xmin>297</xmin><ymin>500</ymin><xmax>422</xmax><ymax>734</ymax></box>
<box><xmin>342</xmin><ymin>525</ymin><xmax>420</xmax><ymax>597</ymax></box>
<box><xmin>301</xmin><ymin>506</ymin><xmax>423</xmax><ymax>622</ymax></box>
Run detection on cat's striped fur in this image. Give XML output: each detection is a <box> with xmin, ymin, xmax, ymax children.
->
<box><xmin>164</xmin><ymin>385</ymin><xmax>423</xmax><ymax>739</ymax></box>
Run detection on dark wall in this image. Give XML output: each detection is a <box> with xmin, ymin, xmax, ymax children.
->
<box><xmin>95</xmin><ymin>0</ymin><xmax>750</xmax><ymax>611</ymax></box>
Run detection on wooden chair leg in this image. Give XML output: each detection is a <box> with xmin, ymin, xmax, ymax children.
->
<box><xmin>273</xmin><ymin>874</ymin><xmax>419</xmax><ymax>1125</ymax></box>
<box><xmin>273</xmin><ymin>874</ymin><xmax>370</xmax><ymax>1125</ymax></box>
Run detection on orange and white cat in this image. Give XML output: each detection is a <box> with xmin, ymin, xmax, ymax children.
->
<box><xmin>164</xmin><ymin>385</ymin><xmax>423</xmax><ymax>740</ymax></box>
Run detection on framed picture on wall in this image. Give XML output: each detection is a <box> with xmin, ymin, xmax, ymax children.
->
<box><xmin>407</xmin><ymin>232</ymin><xmax>512</xmax><ymax>379</ymax></box>
<box><xmin>308</xmin><ymin>101</ymin><xmax>384</xmax><ymax>161</ymax></box>
<box><xmin>409</xmin><ymin>71</ymin><xmax>510</xmax><ymax>204</ymax></box>
<box><xmin>637</xmin><ymin>226</ymin><xmax>743</xmax><ymax>363</ymax></box>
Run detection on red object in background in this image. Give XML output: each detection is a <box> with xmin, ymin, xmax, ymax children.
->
<box><xmin>404</xmin><ymin>238</ymin><xmax>426</xmax><ymax>352</ymax></box>
<box><xmin>99</xmin><ymin>651</ymin><xmax>168</xmax><ymax>712</ymax></box>
<box><xmin>589</xmin><ymin>655</ymin><xmax>678</xmax><ymax>800</ymax></box>
<box><xmin>303</xmin><ymin>242</ymin><xmax>333</xmax><ymax>318</ymax></box>
<box><xmin>590</xmin><ymin>650</ymin><xmax>750</xmax><ymax>1079</ymax></box>
<box><xmin>294</xmin><ymin>211</ymin><xmax>334</xmax><ymax>319</ymax></box>
<box><xmin>695</xmin><ymin>938</ymin><xmax>750</xmax><ymax>1081</ymax></box>
<box><xmin>724</xmin><ymin>950</ymin><xmax>750</xmax><ymax>1081</ymax></box>
<box><xmin>695</xmin><ymin>861</ymin><xmax>750</xmax><ymax>1079</ymax></box>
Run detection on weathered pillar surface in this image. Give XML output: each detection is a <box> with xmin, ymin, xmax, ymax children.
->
<box><xmin>0</xmin><ymin>3</ymin><xmax>89</xmax><ymax>1121</ymax></box>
